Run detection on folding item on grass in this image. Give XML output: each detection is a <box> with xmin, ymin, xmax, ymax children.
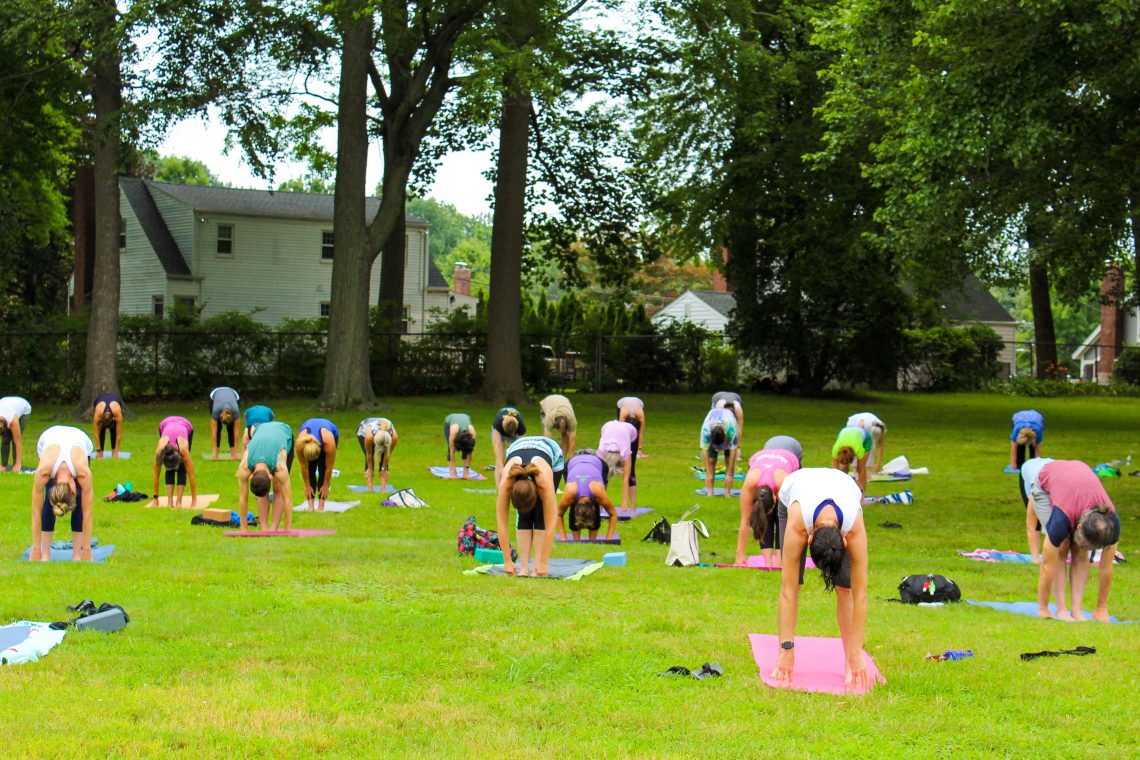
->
<box><xmin>428</xmin><ymin>466</ymin><xmax>487</xmax><ymax>480</ymax></box>
<box><xmin>749</xmin><ymin>634</ymin><xmax>884</xmax><ymax>694</ymax></box>
<box><xmin>464</xmin><ymin>558</ymin><xmax>604</xmax><ymax>580</ymax></box>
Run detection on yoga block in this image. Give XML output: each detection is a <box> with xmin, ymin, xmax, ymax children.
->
<box><xmin>603</xmin><ymin>552</ymin><xmax>627</xmax><ymax>567</ymax></box>
<box><xmin>474</xmin><ymin>547</ymin><xmax>503</xmax><ymax>564</ymax></box>
<box><xmin>74</xmin><ymin>608</ymin><xmax>128</xmax><ymax>633</ymax></box>
<box><xmin>202</xmin><ymin>508</ymin><xmax>231</xmax><ymax>522</ymax></box>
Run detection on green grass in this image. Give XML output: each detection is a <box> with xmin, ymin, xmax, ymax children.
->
<box><xmin>1</xmin><ymin>392</ymin><xmax>1138</xmax><ymax>758</ymax></box>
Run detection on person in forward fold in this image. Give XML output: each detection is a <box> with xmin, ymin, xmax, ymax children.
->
<box><xmin>772</xmin><ymin>467</ymin><xmax>879</xmax><ymax>691</ymax></box>
<box><xmin>150</xmin><ymin>416</ymin><xmax>198</xmax><ymax>508</ymax></box>
<box><xmin>444</xmin><ymin>412</ymin><xmax>477</xmax><ymax>479</ymax></box>
<box><xmin>0</xmin><ymin>395</ymin><xmax>31</xmax><ymax>472</ymax></box>
<box><xmin>357</xmin><ymin>417</ymin><xmax>397</xmax><ymax>493</ymax></box>
<box><xmin>296</xmin><ymin>417</ymin><xmax>339</xmax><ymax>512</ymax></box>
<box><xmin>1023</xmin><ymin>458</ymin><xmax>1120</xmax><ymax>621</ymax></box>
<box><xmin>737</xmin><ymin>435</ymin><xmax>803</xmax><ymax>567</ymax></box>
<box><xmin>491</xmin><ymin>407</ymin><xmax>526</xmax><ymax>486</ymax></box>
<box><xmin>237</xmin><ymin>421</ymin><xmax>294</xmax><ymax>533</ymax></box>
<box><xmin>31</xmin><ymin>426</ymin><xmax>96</xmax><ymax>561</ymax></box>
<box><xmin>556</xmin><ymin>452</ymin><xmax>618</xmax><ymax>542</ymax></box>
<box><xmin>496</xmin><ymin>436</ymin><xmax>565</xmax><ymax>577</ymax></box>
<box><xmin>91</xmin><ymin>392</ymin><xmax>124</xmax><ymax>458</ymax></box>
<box><xmin>1009</xmin><ymin>409</ymin><xmax>1046</xmax><ymax>561</ymax></box>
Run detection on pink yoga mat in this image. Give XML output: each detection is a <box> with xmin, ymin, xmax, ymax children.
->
<box><xmin>717</xmin><ymin>555</ymin><xmax>816</xmax><ymax>570</ymax></box>
<box><xmin>749</xmin><ymin>634</ymin><xmax>884</xmax><ymax>695</ymax></box>
<box><xmin>223</xmin><ymin>529</ymin><xmax>337</xmax><ymax>538</ymax></box>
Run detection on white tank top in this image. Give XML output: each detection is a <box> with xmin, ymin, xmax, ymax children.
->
<box><xmin>778</xmin><ymin>468</ymin><xmax>862</xmax><ymax>535</ymax></box>
<box><xmin>37</xmin><ymin>425</ymin><xmax>95</xmax><ymax>478</ymax></box>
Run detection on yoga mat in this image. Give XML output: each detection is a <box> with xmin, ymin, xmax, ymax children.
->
<box><xmin>965</xmin><ymin>600</ymin><xmax>1130</xmax><ymax>623</ymax></box>
<box><xmin>717</xmin><ymin>555</ymin><xmax>816</xmax><ymax>570</ymax></box>
<box><xmin>556</xmin><ymin>533</ymin><xmax>621</xmax><ymax>544</ymax></box>
<box><xmin>464</xmin><ymin>488</ymin><xmax>498</xmax><ymax>494</ymax></box>
<box><xmin>696</xmin><ymin>487</ymin><xmax>741</xmax><ymax>497</ymax></box>
<box><xmin>346</xmin><ymin>484</ymin><xmax>397</xmax><ymax>493</ymax></box>
<box><xmin>601</xmin><ymin>507</ymin><xmax>654</xmax><ymax>521</ymax></box>
<box><xmin>428</xmin><ymin>466</ymin><xmax>487</xmax><ymax>481</ymax></box>
<box><xmin>0</xmin><ymin>622</ymin><xmax>65</xmax><ymax>665</ymax></box>
<box><xmin>224</xmin><ymin>529</ymin><xmax>337</xmax><ymax>538</ymax></box>
<box><xmin>293</xmin><ymin>501</ymin><xmax>360</xmax><ymax>513</ymax></box>
<box><xmin>94</xmin><ymin>452</ymin><xmax>131</xmax><ymax>460</ymax></box>
<box><xmin>143</xmin><ymin>494</ymin><xmax>221</xmax><ymax>509</ymax></box>
<box><xmin>749</xmin><ymin>634</ymin><xmax>884</xmax><ymax>694</ymax></box>
<box><xmin>465</xmin><ymin>558</ymin><xmax>604</xmax><ymax>580</ymax></box>
<box><xmin>19</xmin><ymin>545</ymin><xmax>116</xmax><ymax>562</ymax></box>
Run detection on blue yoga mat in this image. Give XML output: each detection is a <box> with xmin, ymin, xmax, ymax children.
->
<box><xmin>696</xmin><ymin>487</ymin><xmax>741</xmax><ymax>497</ymax></box>
<box><xmin>345</xmin><ymin>484</ymin><xmax>396</xmax><ymax>493</ymax></box>
<box><xmin>19</xmin><ymin>545</ymin><xmax>116</xmax><ymax>563</ymax></box>
<box><xmin>966</xmin><ymin>600</ymin><xmax>1131</xmax><ymax>623</ymax></box>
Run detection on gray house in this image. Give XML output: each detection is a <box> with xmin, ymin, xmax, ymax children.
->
<box><xmin>105</xmin><ymin>178</ymin><xmax>463</xmax><ymax>329</ymax></box>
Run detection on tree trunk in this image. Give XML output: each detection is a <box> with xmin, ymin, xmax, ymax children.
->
<box><xmin>477</xmin><ymin>80</ymin><xmax>531</xmax><ymax>404</ymax></box>
<box><xmin>79</xmin><ymin>0</ymin><xmax>123</xmax><ymax>412</ymax></box>
<box><xmin>1027</xmin><ymin>258</ymin><xmax>1057</xmax><ymax>378</ymax></box>
<box><xmin>320</xmin><ymin>11</ymin><xmax>375</xmax><ymax>408</ymax></box>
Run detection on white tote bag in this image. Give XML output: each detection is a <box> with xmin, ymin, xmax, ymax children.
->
<box><xmin>666</xmin><ymin>506</ymin><xmax>709</xmax><ymax>566</ymax></box>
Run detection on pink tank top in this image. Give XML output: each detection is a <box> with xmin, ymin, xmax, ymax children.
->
<box><xmin>159</xmin><ymin>416</ymin><xmax>193</xmax><ymax>442</ymax></box>
<box><xmin>748</xmin><ymin>448</ymin><xmax>800</xmax><ymax>490</ymax></box>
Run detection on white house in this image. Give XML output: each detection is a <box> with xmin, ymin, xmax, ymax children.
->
<box><xmin>651</xmin><ymin>289</ymin><xmax>736</xmax><ymax>334</ymax></box>
<box><xmin>109</xmin><ymin>178</ymin><xmax>468</xmax><ymax>330</ymax></box>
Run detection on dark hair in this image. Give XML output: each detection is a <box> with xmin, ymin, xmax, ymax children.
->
<box><xmin>249</xmin><ymin>470</ymin><xmax>271</xmax><ymax>497</ymax></box>
<box><xmin>750</xmin><ymin>485</ymin><xmax>775</xmax><ymax>542</ymax></box>
<box><xmin>1076</xmin><ymin>506</ymin><xmax>1119</xmax><ymax>548</ymax></box>
<box><xmin>161</xmin><ymin>444</ymin><xmax>181</xmax><ymax>471</ymax></box>
<box><xmin>455</xmin><ymin>430</ymin><xmax>475</xmax><ymax>457</ymax></box>
<box><xmin>710</xmin><ymin>425</ymin><xmax>726</xmax><ymax>447</ymax></box>
<box><xmin>507</xmin><ymin>462</ymin><xmax>540</xmax><ymax>512</ymax></box>
<box><xmin>809</xmin><ymin>526</ymin><xmax>845</xmax><ymax>592</ymax></box>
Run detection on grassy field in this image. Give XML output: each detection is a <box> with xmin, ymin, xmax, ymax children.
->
<box><xmin>1</xmin><ymin>391</ymin><xmax>1137</xmax><ymax>758</ymax></box>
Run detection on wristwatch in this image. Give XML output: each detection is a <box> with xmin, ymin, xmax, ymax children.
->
<box><xmin>780</xmin><ymin>640</ymin><xmax>794</xmax><ymax>650</ymax></box>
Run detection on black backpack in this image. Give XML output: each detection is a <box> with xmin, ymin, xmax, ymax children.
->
<box><xmin>898</xmin><ymin>574</ymin><xmax>961</xmax><ymax>604</ymax></box>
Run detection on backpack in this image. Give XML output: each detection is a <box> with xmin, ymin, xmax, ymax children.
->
<box><xmin>385</xmin><ymin>487</ymin><xmax>428</xmax><ymax>508</ymax></box>
<box><xmin>665</xmin><ymin>506</ymin><xmax>709</xmax><ymax>567</ymax></box>
<box><xmin>898</xmin><ymin>574</ymin><xmax>961</xmax><ymax>604</ymax></box>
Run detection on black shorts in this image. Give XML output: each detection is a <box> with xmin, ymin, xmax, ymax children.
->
<box><xmin>777</xmin><ymin>501</ymin><xmax>851</xmax><ymax>588</ymax></box>
<box><xmin>517</xmin><ymin>506</ymin><xmax>546</xmax><ymax>531</ymax></box>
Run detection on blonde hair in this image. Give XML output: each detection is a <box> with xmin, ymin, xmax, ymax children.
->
<box><xmin>373</xmin><ymin>430</ymin><xmax>392</xmax><ymax>464</ymax></box>
<box><xmin>219</xmin><ymin>409</ymin><xmax>234</xmax><ymax>425</ymax></box>
<box><xmin>507</xmin><ymin>462</ymin><xmax>541</xmax><ymax>512</ymax></box>
<box><xmin>49</xmin><ymin>482</ymin><xmax>76</xmax><ymax>517</ymax></box>
<box><xmin>600</xmin><ymin>450</ymin><xmax>624</xmax><ymax>478</ymax></box>
<box><xmin>834</xmin><ymin>446</ymin><xmax>855</xmax><ymax>470</ymax></box>
<box><xmin>1016</xmin><ymin>427</ymin><xmax>1037</xmax><ymax>446</ymax></box>
<box><xmin>298</xmin><ymin>432</ymin><xmax>321</xmax><ymax>462</ymax></box>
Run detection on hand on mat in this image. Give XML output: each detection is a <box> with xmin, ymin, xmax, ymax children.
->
<box><xmin>771</xmin><ymin>650</ymin><xmax>793</xmax><ymax>682</ymax></box>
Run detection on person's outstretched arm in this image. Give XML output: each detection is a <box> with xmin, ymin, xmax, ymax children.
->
<box><xmin>495</xmin><ymin>482</ymin><xmax>515</xmax><ymax>575</ymax></box>
<box><xmin>843</xmin><ymin>518</ymin><xmax>874</xmax><ymax>689</ymax></box>
<box><xmin>594</xmin><ymin>484</ymin><xmax>618</xmax><ymax>540</ymax></box>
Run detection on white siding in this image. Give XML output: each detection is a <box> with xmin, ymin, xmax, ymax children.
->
<box><xmin>651</xmin><ymin>292</ymin><xmax>729</xmax><ymax>333</ymax></box>
<box><xmin>118</xmin><ymin>194</ymin><xmax>168</xmax><ymax>316</ymax></box>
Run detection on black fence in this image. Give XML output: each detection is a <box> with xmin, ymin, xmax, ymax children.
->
<box><xmin>0</xmin><ymin>328</ymin><xmax>738</xmax><ymax>401</ymax></box>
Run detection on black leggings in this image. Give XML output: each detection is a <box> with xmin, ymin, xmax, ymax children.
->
<box><xmin>42</xmin><ymin>485</ymin><xmax>84</xmax><ymax>533</ymax></box>
<box><xmin>308</xmin><ymin>451</ymin><xmax>330</xmax><ymax>491</ymax></box>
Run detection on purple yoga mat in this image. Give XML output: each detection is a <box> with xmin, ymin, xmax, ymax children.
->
<box><xmin>750</xmin><ymin>634</ymin><xmax>884</xmax><ymax>695</ymax></box>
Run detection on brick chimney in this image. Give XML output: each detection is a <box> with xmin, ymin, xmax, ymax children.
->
<box><xmin>1098</xmin><ymin>265</ymin><xmax>1124</xmax><ymax>383</ymax></box>
<box><xmin>710</xmin><ymin>245</ymin><xmax>730</xmax><ymax>293</ymax></box>
<box><xmin>453</xmin><ymin>263</ymin><xmax>472</xmax><ymax>296</ymax></box>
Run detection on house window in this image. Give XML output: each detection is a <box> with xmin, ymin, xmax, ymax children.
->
<box><xmin>320</xmin><ymin>301</ymin><xmax>331</xmax><ymax>317</ymax></box>
<box><xmin>321</xmin><ymin>231</ymin><xmax>334</xmax><ymax>260</ymax></box>
<box><xmin>152</xmin><ymin>296</ymin><xmax>165</xmax><ymax>319</ymax></box>
<box><xmin>174</xmin><ymin>296</ymin><xmax>196</xmax><ymax>314</ymax></box>
<box><xmin>216</xmin><ymin>224</ymin><xmax>233</xmax><ymax>255</ymax></box>
<box><xmin>119</xmin><ymin>216</ymin><xmax>126</xmax><ymax>250</ymax></box>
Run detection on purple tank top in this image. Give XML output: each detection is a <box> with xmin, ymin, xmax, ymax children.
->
<box><xmin>159</xmin><ymin>416</ymin><xmax>193</xmax><ymax>442</ymax></box>
<box><xmin>567</xmin><ymin>454</ymin><xmax>605</xmax><ymax>496</ymax></box>
<box><xmin>748</xmin><ymin>448</ymin><xmax>799</xmax><ymax>490</ymax></box>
